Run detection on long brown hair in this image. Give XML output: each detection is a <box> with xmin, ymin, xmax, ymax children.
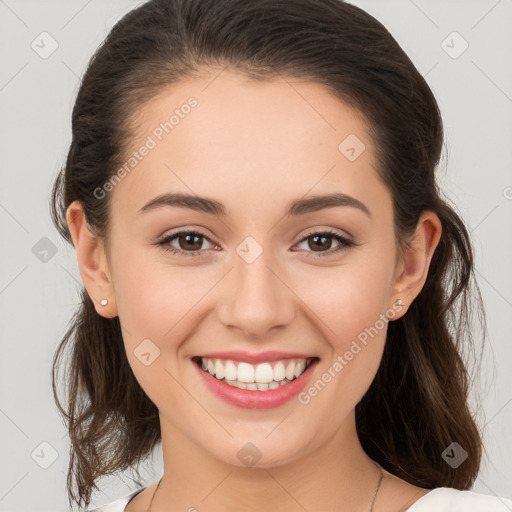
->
<box><xmin>50</xmin><ymin>0</ymin><xmax>487</xmax><ymax>508</ymax></box>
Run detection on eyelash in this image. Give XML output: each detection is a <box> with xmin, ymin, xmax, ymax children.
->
<box><xmin>155</xmin><ymin>229</ymin><xmax>356</xmax><ymax>259</ymax></box>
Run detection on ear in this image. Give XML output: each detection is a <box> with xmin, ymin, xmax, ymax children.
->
<box><xmin>389</xmin><ymin>210</ymin><xmax>442</xmax><ymax>320</ymax></box>
<box><xmin>66</xmin><ymin>200</ymin><xmax>118</xmax><ymax>318</ymax></box>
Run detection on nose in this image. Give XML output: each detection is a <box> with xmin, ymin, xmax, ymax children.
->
<box><xmin>217</xmin><ymin>247</ymin><xmax>296</xmax><ymax>339</ymax></box>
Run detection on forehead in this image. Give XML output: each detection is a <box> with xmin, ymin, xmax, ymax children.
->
<box><xmin>110</xmin><ymin>70</ymin><xmax>390</xmax><ymax>223</ymax></box>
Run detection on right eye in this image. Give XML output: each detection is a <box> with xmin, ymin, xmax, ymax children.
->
<box><xmin>156</xmin><ymin>230</ymin><xmax>217</xmax><ymax>257</ymax></box>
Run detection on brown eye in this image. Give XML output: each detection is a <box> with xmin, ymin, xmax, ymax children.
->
<box><xmin>176</xmin><ymin>233</ymin><xmax>203</xmax><ymax>251</ymax></box>
<box><xmin>156</xmin><ymin>229</ymin><xmax>355</xmax><ymax>259</ymax></box>
<box><xmin>307</xmin><ymin>234</ymin><xmax>335</xmax><ymax>252</ymax></box>
<box><xmin>295</xmin><ymin>230</ymin><xmax>355</xmax><ymax>258</ymax></box>
<box><xmin>157</xmin><ymin>230</ymin><xmax>215</xmax><ymax>257</ymax></box>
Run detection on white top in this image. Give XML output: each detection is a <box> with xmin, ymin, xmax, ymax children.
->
<box><xmin>88</xmin><ymin>487</ymin><xmax>512</xmax><ymax>511</ymax></box>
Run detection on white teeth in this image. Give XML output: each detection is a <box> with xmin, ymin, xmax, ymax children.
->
<box><xmin>255</xmin><ymin>362</ymin><xmax>274</xmax><ymax>383</ymax></box>
<box><xmin>224</xmin><ymin>378</ymin><xmax>292</xmax><ymax>391</ymax></box>
<box><xmin>199</xmin><ymin>356</ymin><xmax>314</xmax><ymax>388</ymax></box>
<box><xmin>285</xmin><ymin>361</ymin><xmax>295</xmax><ymax>381</ymax></box>
<box><xmin>225</xmin><ymin>380</ymin><xmax>243</xmax><ymax>389</ymax></box>
<box><xmin>294</xmin><ymin>360</ymin><xmax>306</xmax><ymax>378</ymax></box>
<box><xmin>273</xmin><ymin>361</ymin><xmax>285</xmax><ymax>381</ymax></box>
<box><xmin>237</xmin><ymin>362</ymin><xmax>255</xmax><ymax>383</ymax></box>
<box><xmin>214</xmin><ymin>359</ymin><xmax>225</xmax><ymax>380</ymax></box>
<box><xmin>224</xmin><ymin>360</ymin><xmax>237</xmax><ymax>381</ymax></box>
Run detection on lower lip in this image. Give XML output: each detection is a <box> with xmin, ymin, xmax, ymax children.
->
<box><xmin>194</xmin><ymin>358</ymin><xmax>319</xmax><ymax>409</ymax></box>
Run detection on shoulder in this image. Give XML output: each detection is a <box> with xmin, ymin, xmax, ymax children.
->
<box><xmin>405</xmin><ymin>487</ymin><xmax>512</xmax><ymax>511</ymax></box>
<box><xmin>86</xmin><ymin>488</ymin><xmax>146</xmax><ymax>512</ymax></box>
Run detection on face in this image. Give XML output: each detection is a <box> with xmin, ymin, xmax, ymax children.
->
<box><xmin>83</xmin><ymin>70</ymin><xmax>411</xmax><ymax>468</ymax></box>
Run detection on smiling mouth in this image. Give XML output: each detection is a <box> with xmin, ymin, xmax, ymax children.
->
<box><xmin>192</xmin><ymin>356</ymin><xmax>319</xmax><ymax>391</ymax></box>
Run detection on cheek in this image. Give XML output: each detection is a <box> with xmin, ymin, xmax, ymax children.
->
<box><xmin>295</xmin><ymin>265</ymin><xmax>391</xmax><ymax>420</ymax></box>
<box><xmin>291</xmin><ymin>254</ymin><xmax>393</xmax><ymax>412</ymax></box>
<box><xmin>292</xmin><ymin>257</ymin><xmax>393</xmax><ymax>344</ymax></box>
<box><xmin>111</xmin><ymin>256</ymin><xmax>209</xmax><ymax>403</ymax></box>
<box><xmin>112</xmin><ymin>241</ymin><xmax>185</xmax><ymax>320</ymax></box>
<box><xmin>112</xmin><ymin>249</ymin><xmax>218</xmax><ymax>352</ymax></box>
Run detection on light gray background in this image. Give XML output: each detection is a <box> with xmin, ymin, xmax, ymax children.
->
<box><xmin>1</xmin><ymin>0</ymin><xmax>511</xmax><ymax>510</ymax></box>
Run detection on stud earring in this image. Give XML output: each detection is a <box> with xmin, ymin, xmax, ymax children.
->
<box><xmin>396</xmin><ymin>299</ymin><xmax>403</xmax><ymax>307</ymax></box>
<box><xmin>100</xmin><ymin>299</ymin><xmax>108</xmax><ymax>306</ymax></box>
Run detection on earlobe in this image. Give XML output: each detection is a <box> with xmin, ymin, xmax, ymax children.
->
<box><xmin>390</xmin><ymin>210</ymin><xmax>442</xmax><ymax>316</ymax></box>
<box><xmin>66</xmin><ymin>200</ymin><xmax>118</xmax><ymax>318</ymax></box>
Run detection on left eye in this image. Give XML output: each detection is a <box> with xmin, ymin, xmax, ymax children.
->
<box><xmin>156</xmin><ymin>229</ymin><xmax>355</xmax><ymax>258</ymax></box>
<box><xmin>294</xmin><ymin>230</ymin><xmax>355</xmax><ymax>257</ymax></box>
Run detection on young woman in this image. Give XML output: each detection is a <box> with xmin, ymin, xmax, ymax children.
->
<box><xmin>50</xmin><ymin>0</ymin><xmax>512</xmax><ymax>510</ymax></box>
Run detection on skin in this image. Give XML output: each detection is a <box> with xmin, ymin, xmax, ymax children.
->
<box><xmin>66</xmin><ymin>69</ymin><xmax>442</xmax><ymax>511</ymax></box>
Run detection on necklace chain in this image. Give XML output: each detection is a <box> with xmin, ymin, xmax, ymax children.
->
<box><xmin>369</xmin><ymin>467</ymin><xmax>384</xmax><ymax>511</ymax></box>
<box><xmin>147</xmin><ymin>465</ymin><xmax>384</xmax><ymax>512</ymax></box>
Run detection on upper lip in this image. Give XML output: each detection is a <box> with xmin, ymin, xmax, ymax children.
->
<box><xmin>195</xmin><ymin>351</ymin><xmax>319</xmax><ymax>364</ymax></box>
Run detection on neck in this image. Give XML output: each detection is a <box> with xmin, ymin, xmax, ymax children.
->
<box><xmin>151</xmin><ymin>410</ymin><xmax>383</xmax><ymax>512</ymax></box>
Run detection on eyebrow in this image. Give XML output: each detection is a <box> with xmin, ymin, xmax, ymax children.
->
<box><xmin>138</xmin><ymin>192</ymin><xmax>372</xmax><ymax>218</ymax></box>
